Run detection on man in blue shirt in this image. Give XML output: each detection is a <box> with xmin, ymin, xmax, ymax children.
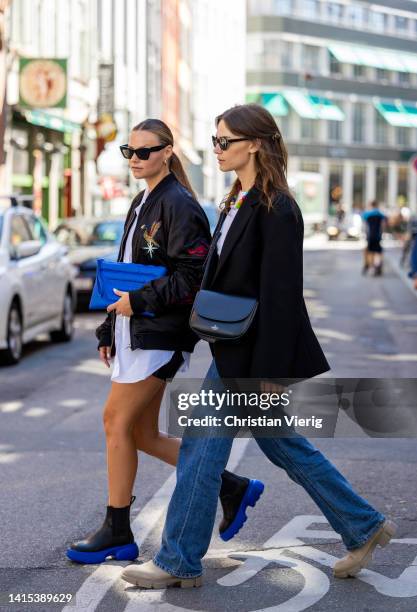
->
<box><xmin>362</xmin><ymin>200</ymin><xmax>387</xmax><ymax>276</ymax></box>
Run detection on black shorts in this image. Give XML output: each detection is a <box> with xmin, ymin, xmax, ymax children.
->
<box><xmin>367</xmin><ymin>238</ymin><xmax>382</xmax><ymax>253</ymax></box>
<box><xmin>152</xmin><ymin>350</ymin><xmax>184</xmax><ymax>381</ymax></box>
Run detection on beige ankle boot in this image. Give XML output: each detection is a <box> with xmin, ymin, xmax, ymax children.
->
<box><xmin>121</xmin><ymin>560</ymin><xmax>202</xmax><ymax>589</ymax></box>
<box><xmin>333</xmin><ymin>520</ymin><xmax>397</xmax><ymax>578</ymax></box>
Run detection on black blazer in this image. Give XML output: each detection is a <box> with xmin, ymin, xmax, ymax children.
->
<box><xmin>204</xmin><ymin>186</ymin><xmax>331</xmax><ymax>380</ymax></box>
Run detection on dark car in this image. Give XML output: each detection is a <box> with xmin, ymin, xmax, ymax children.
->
<box><xmin>54</xmin><ymin>217</ymin><xmax>124</xmax><ymax>309</ymax></box>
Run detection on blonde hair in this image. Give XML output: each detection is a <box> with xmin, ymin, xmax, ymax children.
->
<box><xmin>133</xmin><ymin>119</ymin><xmax>197</xmax><ymax>199</ymax></box>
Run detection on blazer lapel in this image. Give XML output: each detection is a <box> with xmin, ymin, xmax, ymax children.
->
<box><xmin>211</xmin><ymin>187</ymin><xmax>261</xmax><ymax>285</ymax></box>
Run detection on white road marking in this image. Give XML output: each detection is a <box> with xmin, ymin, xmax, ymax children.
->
<box><xmin>64</xmin><ymin>438</ymin><xmax>250</xmax><ymax>612</ymax></box>
<box><xmin>60</xmin><ymin>399</ymin><xmax>88</xmax><ymax>407</ymax></box>
<box><xmin>0</xmin><ymin>401</ymin><xmax>23</xmax><ymax>413</ymax></box>
<box><xmin>72</xmin><ymin>359</ymin><xmax>110</xmax><ymax>377</ymax></box>
<box><xmin>24</xmin><ymin>407</ymin><xmax>49</xmax><ymax>417</ymax></box>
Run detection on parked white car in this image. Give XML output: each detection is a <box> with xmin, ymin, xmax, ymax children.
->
<box><xmin>0</xmin><ymin>196</ymin><xmax>76</xmax><ymax>365</ymax></box>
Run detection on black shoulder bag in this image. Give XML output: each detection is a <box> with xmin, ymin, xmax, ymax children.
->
<box><xmin>189</xmin><ymin>210</ymin><xmax>258</xmax><ymax>343</ymax></box>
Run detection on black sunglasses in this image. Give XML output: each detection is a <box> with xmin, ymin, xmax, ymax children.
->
<box><xmin>120</xmin><ymin>143</ymin><xmax>167</xmax><ymax>160</ymax></box>
<box><xmin>211</xmin><ymin>135</ymin><xmax>250</xmax><ymax>151</ymax></box>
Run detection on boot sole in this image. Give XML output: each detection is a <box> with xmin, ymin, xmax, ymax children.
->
<box><xmin>334</xmin><ymin>520</ymin><xmax>397</xmax><ymax>578</ymax></box>
<box><xmin>220</xmin><ymin>479</ymin><xmax>264</xmax><ymax>542</ymax></box>
<box><xmin>66</xmin><ymin>542</ymin><xmax>139</xmax><ymax>565</ymax></box>
<box><xmin>122</xmin><ymin>571</ymin><xmax>202</xmax><ymax>589</ymax></box>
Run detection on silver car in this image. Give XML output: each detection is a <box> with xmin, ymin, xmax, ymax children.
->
<box><xmin>0</xmin><ymin>196</ymin><xmax>76</xmax><ymax>365</ymax></box>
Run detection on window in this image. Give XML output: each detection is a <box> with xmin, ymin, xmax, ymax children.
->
<box><xmin>329</xmin><ymin>50</ymin><xmax>341</xmax><ymax>75</ymax></box>
<box><xmin>302</xmin><ymin>45</ymin><xmax>320</xmax><ymax>73</ymax></box>
<box><xmin>300</xmin><ymin>161</ymin><xmax>320</xmax><ymax>172</ymax></box>
<box><xmin>353</xmin><ymin>165</ymin><xmax>365</xmax><ymax>210</ymax></box>
<box><xmin>280</xmin><ymin>41</ymin><xmax>293</xmax><ymax>70</ymax></box>
<box><xmin>273</xmin><ymin>0</ymin><xmax>292</xmax><ymax>16</ymax></box>
<box><xmin>398</xmin><ymin>166</ymin><xmax>408</xmax><ymax>205</ymax></box>
<box><xmin>375</xmin><ymin>110</ymin><xmax>388</xmax><ymax>145</ymax></box>
<box><xmin>376</xmin><ymin>68</ymin><xmax>390</xmax><ymax>82</ymax></box>
<box><xmin>329</xmin><ymin>164</ymin><xmax>343</xmax><ymax>212</ymax></box>
<box><xmin>376</xmin><ymin>166</ymin><xmax>388</xmax><ymax>205</ymax></box>
<box><xmin>397</xmin><ymin>127</ymin><xmax>410</xmax><ymax>147</ymax></box>
<box><xmin>25</xmin><ymin>215</ymin><xmax>48</xmax><ymax>246</ymax></box>
<box><xmin>353</xmin><ymin>103</ymin><xmax>365</xmax><ymax>143</ymax></box>
<box><xmin>395</xmin><ymin>16</ymin><xmax>409</xmax><ymax>33</ymax></box>
<box><xmin>370</xmin><ymin>10</ymin><xmax>388</xmax><ymax>33</ymax></box>
<box><xmin>346</xmin><ymin>5</ymin><xmax>366</xmax><ymax>28</ymax></box>
<box><xmin>10</xmin><ymin>215</ymin><xmax>32</xmax><ymax>248</ymax></box>
<box><xmin>326</xmin><ymin>3</ymin><xmax>344</xmax><ymax>24</ymax></box>
<box><xmin>328</xmin><ymin>120</ymin><xmax>342</xmax><ymax>141</ymax></box>
<box><xmin>304</xmin><ymin>0</ymin><xmax>320</xmax><ymax>18</ymax></box>
<box><xmin>264</xmin><ymin>39</ymin><xmax>281</xmax><ymax>71</ymax></box>
<box><xmin>301</xmin><ymin>119</ymin><xmax>318</xmax><ymax>140</ymax></box>
<box><xmin>398</xmin><ymin>72</ymin><xmax>410</xmax><ymax>85</ymax></box>
<box><xmin>353</xmin><ymin>64</ymin><xmax>365</xmax><ymax>79</ymax></box>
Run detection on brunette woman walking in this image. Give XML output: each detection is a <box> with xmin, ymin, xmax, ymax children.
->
<box><xmin>66</xmin><ymin>119</ymin><xmax>264</xmax><ymax>564</ymax></box>
<box><xmin>121</xmin><ymin>105</ymin><xmax>396</xmax><ymax>588</ymax></box>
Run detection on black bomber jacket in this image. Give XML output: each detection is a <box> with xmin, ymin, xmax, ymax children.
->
<box><xmin>95</xmin><ymin>173</ymin><xmax>211</xmax><ymax>354</ymax></box>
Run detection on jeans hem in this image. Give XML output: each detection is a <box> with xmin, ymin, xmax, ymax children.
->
<box><xmin>153</xmin><ymin>554</ymin><xmax>202</xmax><ymax>579</ymax></box>
<box><xmin>345</xmin><ymin>515</ymin><xmax>386</xmax><ymax>551</ymax></box>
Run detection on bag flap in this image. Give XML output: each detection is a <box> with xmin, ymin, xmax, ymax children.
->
<box><xmin>193</xmin><ymin>290</ymin><xmax>257</xmax><ymax>323</ymax></box>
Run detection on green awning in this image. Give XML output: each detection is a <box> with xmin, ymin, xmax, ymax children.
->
<box><xmin>375</xmin><ymin>101</ymin><xmax>417</xmax><ymax>127</ymax></box>
<box><xmin>282</xmin><ymin>90</ymin><xmax>344</xmax><ymax>121</ymax></box>
<box><xmin>246</xmin><ymin>92</ymin><xmax>288</xmax><ymax>116</ymax></box>
<box><xmin>328</xmin><ymin>43</ymin><xmax>417</xmax><ymax>74</ymax></box>
<box><xmin>24</xmin><ymin>109</ymin><xmax>81</xmax><ymax>133</ymax></box>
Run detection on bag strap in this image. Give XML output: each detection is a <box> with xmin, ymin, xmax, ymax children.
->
<box><xmin>200</xmin><ymin>211</ymin><xmax>227</xmax><ymax>289</ymax></box>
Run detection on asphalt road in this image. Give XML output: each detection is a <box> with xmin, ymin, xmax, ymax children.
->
<box><xmin>1</xmin><ymin>238</ymin><xmax>416</xmax><ymax>612</ymax></box>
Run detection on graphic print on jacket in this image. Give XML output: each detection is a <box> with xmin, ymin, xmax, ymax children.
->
<box><xmin>95</xmin><ymin>173</ymin><xmax>211</xmax><ymax>354</ymax></box>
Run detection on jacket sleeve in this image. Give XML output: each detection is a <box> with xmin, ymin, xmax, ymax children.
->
<box><xmin>95</xmin><ymin>313</ymin><xmax>112</xmax><ymax>349</ymax></box>
<box><xmin>128</xmin><ymin>195</ymin><xmax>211</xmax><ymax>316</ymax></box>
<box><xmin>249</xmin><ymin>196</ymin><xmax>304</xmax><ymax>379</ymax></box>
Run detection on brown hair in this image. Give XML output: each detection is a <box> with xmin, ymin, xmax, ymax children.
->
<box><xmin>132</xmin><ymin>118</ymin><xmax>197</xmax><ymax>199</ymax></box>
<box><xmin>215</xmin><ymin>103</ymin><xmax>293</xmax><ymax>211</ymax></box>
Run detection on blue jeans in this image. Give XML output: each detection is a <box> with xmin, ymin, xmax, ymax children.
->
<box><xmin>154</xmin><ymin>360</ymin><xmax>385</xmax><ymax>578</ymax></box>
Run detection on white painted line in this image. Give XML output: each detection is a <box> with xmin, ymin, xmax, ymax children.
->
<box><xmin>72</xmin><ymin>359</ymin><xmax>111</xmax><ymax>377</ymax></box>
<box><xmin>64</xmin><ymin>437</ymin><xmax>250</xmax><ymax>612</ymax></box>
<box><xmin>60</xmin><ymin>399</ymin><xmax>88</xmax><ymax>408</ymax></box>
<box><xmin>24</xmin><ymin>407</ymin><xmax>49</xmax><ymax>417</ymax></box>
<box><xmin>0</xmin><ymin>401</ymin><xmax>23</xmax><ymax>413</ymax></box>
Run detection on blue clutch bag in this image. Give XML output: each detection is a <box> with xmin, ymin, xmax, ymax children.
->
<box><xmin>89</xmin><ymin>258</ymin><xmax>167</xmax><ymax>314</ymax></box>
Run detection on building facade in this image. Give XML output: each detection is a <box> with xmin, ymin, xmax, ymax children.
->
<box><xmin>246</xmin><ymin>0</ymin><xmax>417</xmax><ymax>218</ymax></box>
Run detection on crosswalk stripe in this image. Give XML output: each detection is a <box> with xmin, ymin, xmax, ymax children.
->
<box><xmin>64</xmin><ymin>438</ymin><xmax>250</xmax><ymax>611</ymax></box>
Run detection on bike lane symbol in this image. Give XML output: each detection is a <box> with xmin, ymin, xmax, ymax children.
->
<box><xmin>124</xmin><ymin>515</ymin><xmax>417</xmax><ymax>612</ymax></box>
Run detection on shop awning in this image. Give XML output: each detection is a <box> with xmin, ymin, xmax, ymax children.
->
<box><xmin>375</xmin><ymin>101</ymin><xmax>417</xmax><ymax>127</ymax></box>
<box><xmin>246</xmin><ymin>92</ymin><xmax>288</xmax><ymax>116</ymax></box>
<box><xmin>282</xmin><ymin>90</ymin><xmax>344</xmax><ymax>121</ymax></box>
<box><xmin>328</xmin><ymin>43</ymin><xmax>417</xmax><ymax>74</ymax></box>
<box><xmin>24</xmin><ymin>109</ymin><xmax>81</xmax><ymax>133</ymax></box>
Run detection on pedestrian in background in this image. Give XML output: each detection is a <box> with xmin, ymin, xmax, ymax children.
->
<box><xmin>66</xmin><ymin>119</ymin><xmax>261</xmax><ymax>565</ymax></box>
<box><xmin>362</xmin><ymin>200</ymin><xmax>387</xmax><ymax>276</ymax></box>
<box><xmin>121</xmin><ymin>104</ymin><xmax>396</xmax><ymax>589</ymax></box>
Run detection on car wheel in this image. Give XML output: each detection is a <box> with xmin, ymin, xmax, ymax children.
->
<box><xmin>0</xmin><ymin>303</ymin><xmax>23</xmax><ymax>365</ymax></box>
<box><xmin>50</xmin><ymin>291</ymin><xmax>74</xmax><ymax>343</ymax></box>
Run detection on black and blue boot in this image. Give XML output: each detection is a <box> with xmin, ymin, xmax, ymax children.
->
<box><xmin>219</xmin><ymin>470</ymin><xmax>264</xmax><ymax>541</ymax></box>
<box><xmin>66</xmin><ymin>496</ymin><xmax>139</xmax><ymax>564</ymax></box>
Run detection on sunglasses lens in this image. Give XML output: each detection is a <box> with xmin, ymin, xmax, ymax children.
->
<box><xmin>219</xmin><ymin>138</ymin><xmax>228</xmax><ymax>151</ymax></box>
<box><xmin>120</xmin><ymin>147</ymin><xmax>132</xmax><ymax>159</ymax></box>
<box><xmin>136</xmin><ymin>148</ymin><xmax>151</xmax><ymax>160</ymax></box>
<box><xmin>211</xmin><ymin>136</ymin><xmax>217</xmax><ymax>147</ymax></box>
